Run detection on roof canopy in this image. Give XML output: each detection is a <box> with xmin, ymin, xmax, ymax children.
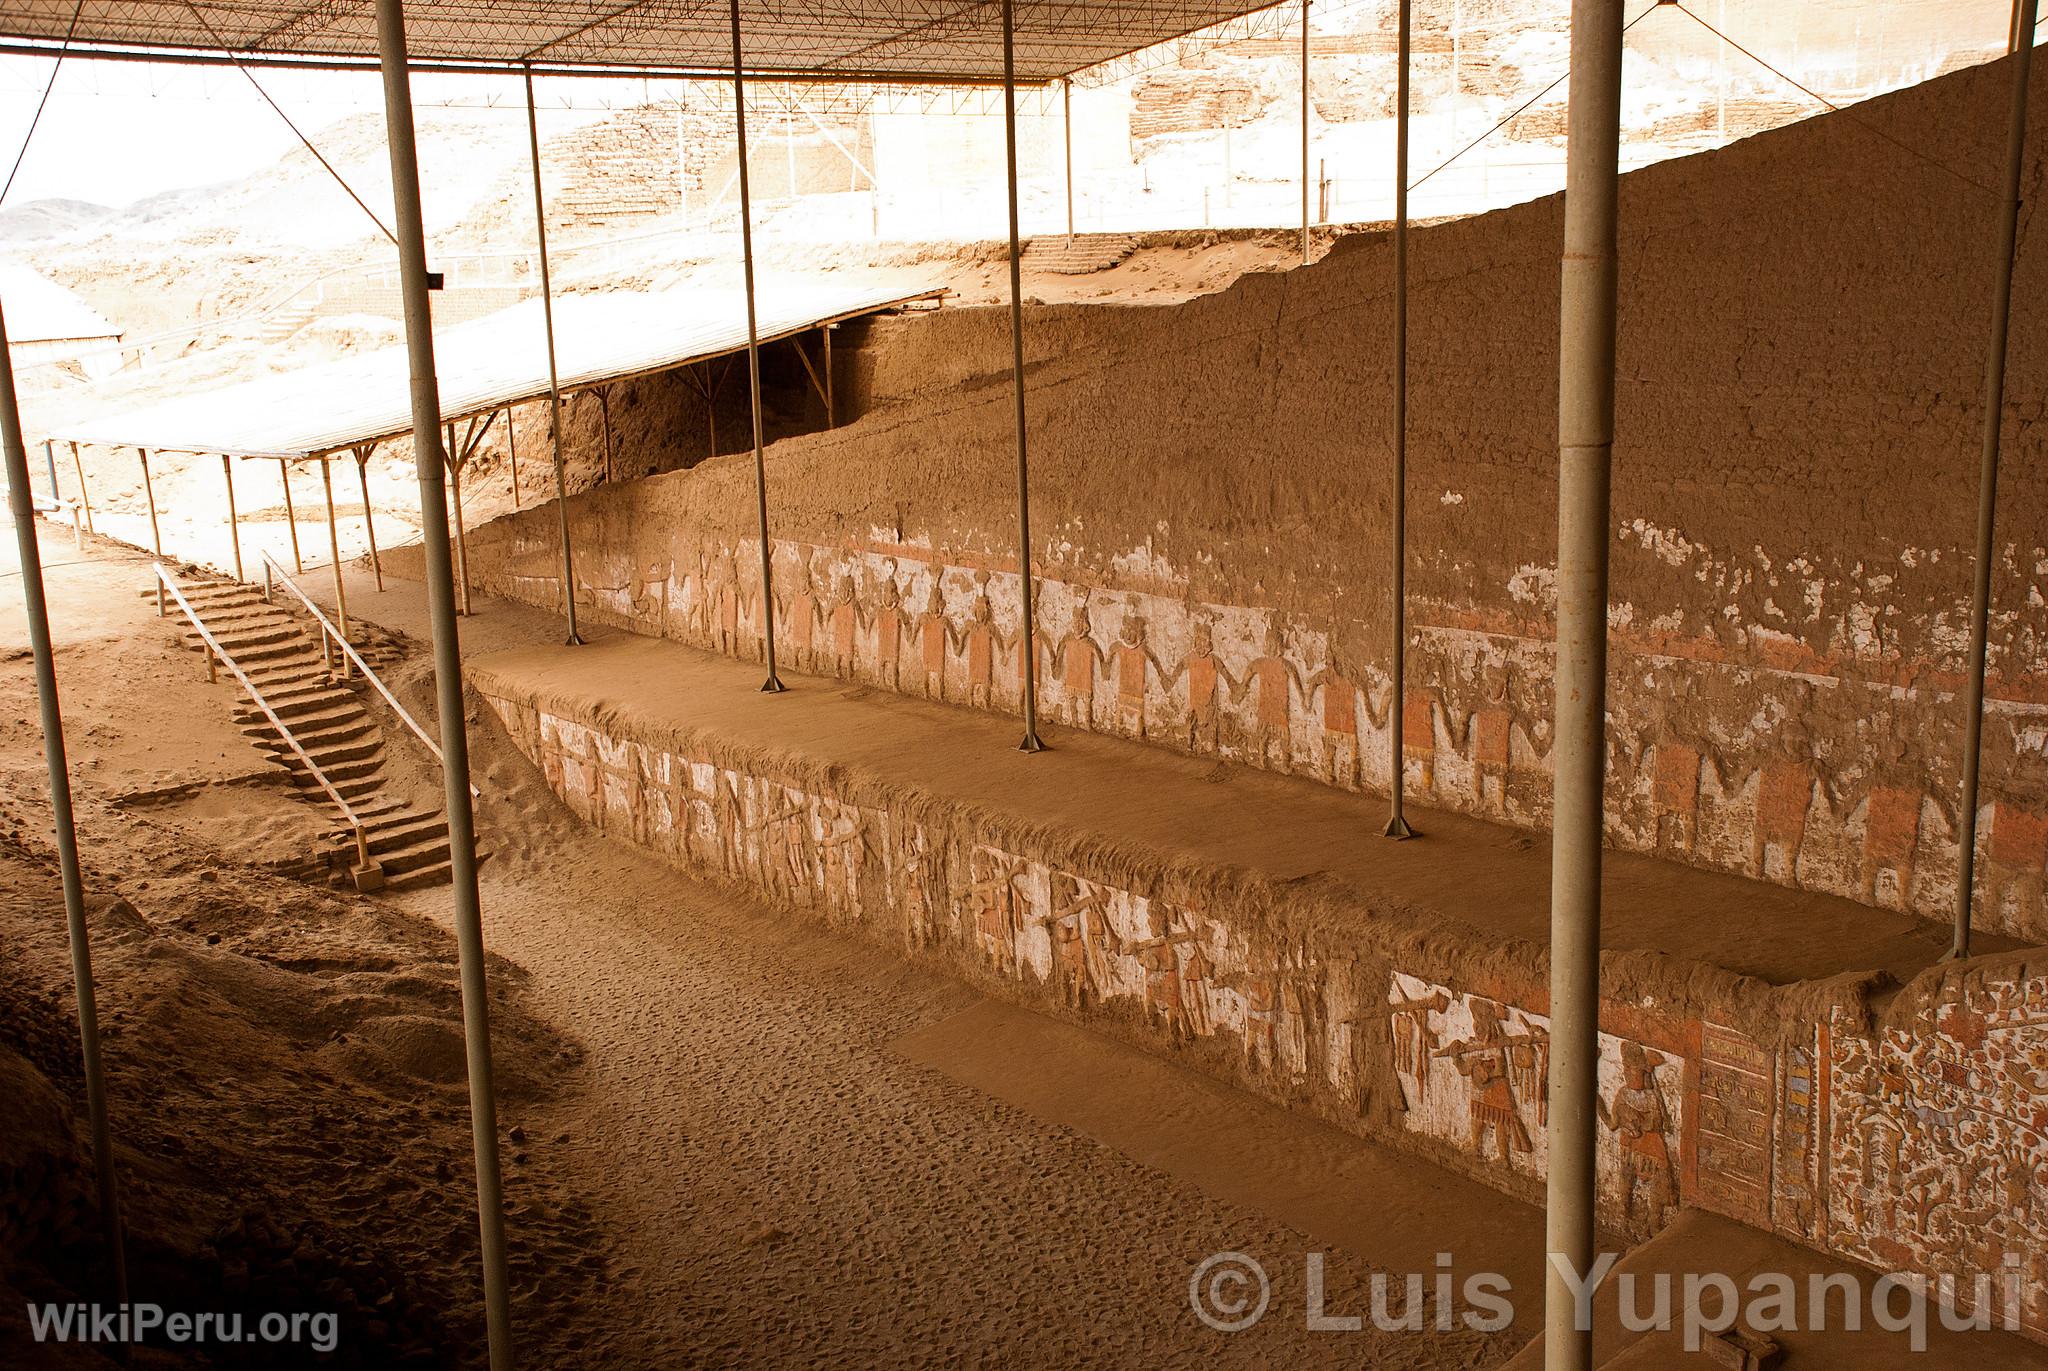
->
<box><xmin>0</xmin><ymin>0</ymin><xmax>1285</xmax><ymax>84</ymax></box>
<box><xmin>56</xmin><ymin>277</ymin><xmax>941</xmax><ymax>460</ymax></box>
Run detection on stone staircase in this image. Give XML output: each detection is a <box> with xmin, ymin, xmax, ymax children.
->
<box><xmin>1022</xmin><ymin>232</ymin><xmax>1140</xmax><ymax>274</ymax></box>
<box><xmin>150</xmin><ymin>577</ymin><xmax>468</xmax><ymax>891</ymax></box>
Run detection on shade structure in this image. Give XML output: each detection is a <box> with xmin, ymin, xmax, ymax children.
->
<box><xmin>0</xmin><ymin>0</ymin><xmax>1285</xmax><ymax>83</ymax></box>
<box><xmin>55</xmin><ymin>279</ymin><xmax>941</xmax><ymax>461</ymax></box>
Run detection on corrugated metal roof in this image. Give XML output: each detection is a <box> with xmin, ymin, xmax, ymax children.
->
<box><xmin>0</xmin><ymin>1</ymin><xmax>1283</xmax><ymax>84</ymax></box>
<box><xmin>0</xmin><ymin>261</ymin><xmax>122</xmax><ymax>344</ymax></box>
<box><xmin>55</xmin><ymin>278</ymin><xmax>942</xmax><ymax>460</ymax></box>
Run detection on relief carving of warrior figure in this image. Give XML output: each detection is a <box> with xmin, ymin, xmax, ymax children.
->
<box><xmin>1434</xmin><ymin>998</ymin><xmax>1545</xmax><ymax>1165</ymax></box>
<box><xmin>1597</xmin><ymin>1041</ymin><xmax>1678</xmax><ymax>1231</ymax></box>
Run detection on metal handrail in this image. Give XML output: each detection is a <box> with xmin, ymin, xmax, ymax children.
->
<box><xmin>154</xmin><ymin>564</ymin><xmax>382</xmax><ymax>880</ymax></box>
<box><xmin>258</xmin><ymin>550</ymin><xmax>478</xmax><ymax>798</ymax></box>
<box><xmin>256</xmin><ymin>549</ymin><xmax>475</xmax><ymax>795</ymax></box>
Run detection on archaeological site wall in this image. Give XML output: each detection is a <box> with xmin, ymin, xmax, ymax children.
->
<box><xmin>399</xmin><ymin>54</ymin><xmax>2048</xmax><ymax>942</ymax></box>
<box><xmin>472</xmin><ymin>674</ymin><xmax>2048</xmax><ymax>1337</ymax></box>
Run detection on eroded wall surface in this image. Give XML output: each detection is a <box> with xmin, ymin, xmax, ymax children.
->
<box><xmin>409</xmin><ymin>57</ymin><xmax>2048</xmax><ymax>942</ymax></box>
<box><xmin>477</xmin><ymin>681</ymin><xmax>2048</xmax><ymax>1335</ymax></box>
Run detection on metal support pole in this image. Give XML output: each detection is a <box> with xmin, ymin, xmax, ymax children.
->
<box><xmin>1544</xmin><ymin>2</ymin><xmax>1622</xmax><ymax>1368</ymax></box>
<box><xmin>1004</xmin><ymin>0</ymin><xmax>1046</xmax><ymax>752</ymax></box>
<box><xmin>1954</xmin><ymin>0</ymin><xmax>2038</xmax><ymax>962</ymax></box>
<box><xmin>1063</xmin><ymin>79</ymin><xmax>1075</xmax><ymax>245</ymax></box>
<box><xmin>137</xmin><ymin>448</ymin><xmax>162</xmax><ymax>556</ymax></box>
<box><xmin>69</xmin><ymin>440</ymin><xmax>93</xmax><ymax>535</ymax></box>
<box><xmin>1386</xmin><ymin>0</ymin><xmax>1415</xmax><ymax>841</ymax></box>
<box><xmin>731</xmin><ymin>0</ymin><xmax>786</xmax><ymax>693</ymax></box>
<box><xmin>823</xmin><ymin>326</ymin><xmax>835</xmax><ymax>427</ymax></box>
<box><xmin>0</xmin><ymin>302</ymin><xmax>128</xmax><ymax>1316</ymax></box>
<box><xmin>373</xmin><ymin>7</ymin><xmax>514</xmax><ymax>1368</ymax></box>
<box><xmin>43</xmin><ymin>437</ymin><xmax>58</xmax><ymax>502</ymax></box>
<box><xmin>522</xmin><ymin>63</ymin><xmax>584</xmax><ymax>647</ymax></box>
<box><xmin>319</xmin><ymin>457</ymin><xmax>350</xmax><ymax>649</ymax></box>
<box><xmin>597</xmin><ymin>388</ymin><xmax>614</xmax><ymax>484</ymax></box>
<box><xmin>355</xmin><ymin>445</ymin><xmax>384</xmax><ymax>592</ymax></box>
<box><xmin>505</xmin><ymin>405</ymin><xmax>521</xmax><ymax>509</ymax></box>
<box><xmin>278</xmin><ymin>458</ymin><xmax>303</xmax><ymax>573</ymax></box>
<box><xmin>221</xmin><ymin>455</ymin><xmax>243</xmax><ymax>581</ymax></box>
<box><xmin>1300</xmin><ymin>0</ymin><xmax>1312</xmax><ymax>265</ymax></box>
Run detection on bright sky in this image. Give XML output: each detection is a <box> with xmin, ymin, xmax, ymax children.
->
<box><xmin>0</xmin><ymin>57</ymin><xmax>658</xmax><ymax>208</ymax></box>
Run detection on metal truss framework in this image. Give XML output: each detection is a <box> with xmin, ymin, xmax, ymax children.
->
<box><xmin>0</xmin><ymin>0</ymin><xmax>1294</xmax><ymax>85</ymax></box>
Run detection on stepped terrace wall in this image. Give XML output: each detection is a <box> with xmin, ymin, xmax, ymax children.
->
<box><xmin>401</xmin><ymin>55</ymin><xmax>2048</xmax><ymax>941</ymax></box>
<box><xmin>475</xmin><ymin>674</ymin><xmax>2048</xmax><ymax>1341</ymax></box>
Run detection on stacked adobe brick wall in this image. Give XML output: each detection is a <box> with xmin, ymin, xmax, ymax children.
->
<box><xmin>401</xmin><ymin>56</ymin><xmax>2048</xmax><ymax>943</ymax></box>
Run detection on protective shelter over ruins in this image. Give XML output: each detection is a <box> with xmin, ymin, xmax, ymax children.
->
<box><xmin>4</xmin><ymin>4</ymin><xmax>2040</xmax><ymax>1371</ymax></box>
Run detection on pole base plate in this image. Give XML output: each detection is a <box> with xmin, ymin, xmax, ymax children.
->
<box><xmin>1383</xmin><ymin>814</ymin><xmax>1417</xmax><ymax>840</ymax></box>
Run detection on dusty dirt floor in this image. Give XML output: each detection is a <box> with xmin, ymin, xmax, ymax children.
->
<box><xmin>1</xmin><ymin>516</ymin><xmax>1550</xmax><ymax>1368</ymax></box>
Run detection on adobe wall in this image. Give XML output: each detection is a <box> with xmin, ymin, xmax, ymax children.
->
<box><xmin>474</xmin><ymin>677</ymin><xmax>2048</xmax><ymax>1335</ymax></box>
<box><xmin>401</xmin><ymin>55</ymin><xmax>2048</xmax><ymax>941</ymax></box>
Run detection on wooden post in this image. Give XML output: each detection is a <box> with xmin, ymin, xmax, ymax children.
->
<box><xmin>137</xmin><ymin>448</ymin><xmax>162</xmax><ymax>556</ymax></box>
<box><xmin>68</xmin><ymin>440</ymin><xmax>94</xmax><ymax>536</ymax></box>
<box><xmin>445</xmin><ymin>421</ymin><xmax>473</xmax><ymax>616</ymax></box>
<box><xmin>278</xmin><ymin>457</ymin><xmax>304</xmax><ymax>573</ymax></box>
<box><xmin>506</xmin><ymin>404</ymin><xmax>521</xmax><ymax>509</ymax></box>
<box><xmin>355</xmin><ymin>444</ymin><xmax>383</xmax><ymax>592</ymax></box>
<box><xmin>221</xmin><ymin>455</ymin><xmax>243</xmax><ymax>581</ymax></box>
<box><xmin>319</xmin><ymin>456</ymin><xmax>351</xmax><ymax>648</ymax></box>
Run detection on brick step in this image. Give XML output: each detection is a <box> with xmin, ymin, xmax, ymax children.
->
<box><xmin>362</xmin><ymin>809</ymin><xmax>449</xmax><ymax>848</ymax></box>
<box><xmin>260</xmin><ymin>731</ymin><xmax>383</xmax><ymax>769</ymax></box>
<box><xmin>280</xmin><ymin>752</ymin><xmax>384</xmax><ymax>786</ymax></box>
<box><xmin>1022</xmin><ymin>233</ymin><xmax>1139</xmax><ymax>274</ymax></box>
<box><xmin>243</xmin><ymin>718</ymin><xmax>375</xmax><ymax>755</ymax></box>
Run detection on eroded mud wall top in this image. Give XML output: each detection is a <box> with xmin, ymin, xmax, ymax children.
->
<box><xmin>420</xmin><ymin>53</ymin><xmax>2048</xmax><ymax>937</ymax></box>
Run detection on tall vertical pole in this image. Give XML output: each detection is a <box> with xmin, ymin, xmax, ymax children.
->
<box><xmin>1063</xmin><ymin>79</ymin><xmax>1076</xmax><ymax>245</ymax></box>
<box><xmin>319</xmin><ymin>456</ymin><xmax>351</xmax><ymax>646</ymax></box>
<box><xmin>373</xmin><ymin>7</ymin><xmax>515</xmax><ymax>1368</ymax></box>
<box><xmin>522</xmin><ymin>64</ymin><xmax>584</xmax><ymax>647</ymax></box>
<box><xmin>1300</xmin><ymin>0</ymin><xmax>1312</xmax><ymax>265</ymax></box>
<box><xmin>1954</xmin><ymin>0</ymin><xmax>2037</xmax><ymax>962</ymax></box>
<box><xmin>355</xmin><ymin>445</ymin><xmax>384</xmax><ymax>592</ymax></box>
<box><xmin>278</xmin><ymin>458</ymin><xmax>304</xmax><ymax>573</ymax></box>
<box><xmin>1544</xmin><ymin>2</ymin><xmax>1623</xmax><ymax>1369</ymax></box>
<box><xmin>43</xmin><ymin>437</ymin><xmax>58</xmax><ymax>502</ymax></box>
<box><xmin>597</xmin><ymin>388</ymin><xmax>614</xmax><ymax>484</ymax></box>
<box><xmin>732</xmin><ymin>0</ymin><xmax>786</xmax><ymax>693</ymax></box>
<box><xmin>221</xmin><ymin>455</ymin><xmax>243</xmax><ymax>581</ymax></box>
<box><xmin>137</xmin><ymin>448</ymin><xmax>162</xmax><ymax>556</ymax></box>
<box><xmin>823</xmin><ymin>326</ymin><xmax>835</xmax><ymax>427</ymax></box>
<box><xmin>1004</xmin><ymin>0</ymin><xmax>1046</xmax><ymax>752</ymax></box>
<box><xmin>0</xmin><ymin>303</ymin><xmax>128</xmax><ymax>1316</ymax></box>
<box><xmin>1386</xmin><ymin>0</ymin><xmax>1415</xmax><ymax>841</ymax></box>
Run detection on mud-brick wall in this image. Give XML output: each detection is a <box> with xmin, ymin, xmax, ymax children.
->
<box><xmin>406</xmin><ymin>55</ymin><xmax>2048</xmax><ymax>941</ymax></box>
<box><xmin>476</xmin><ymin>679</ymin><xmax>2048</xmax><ymax>1338</ymax></box>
